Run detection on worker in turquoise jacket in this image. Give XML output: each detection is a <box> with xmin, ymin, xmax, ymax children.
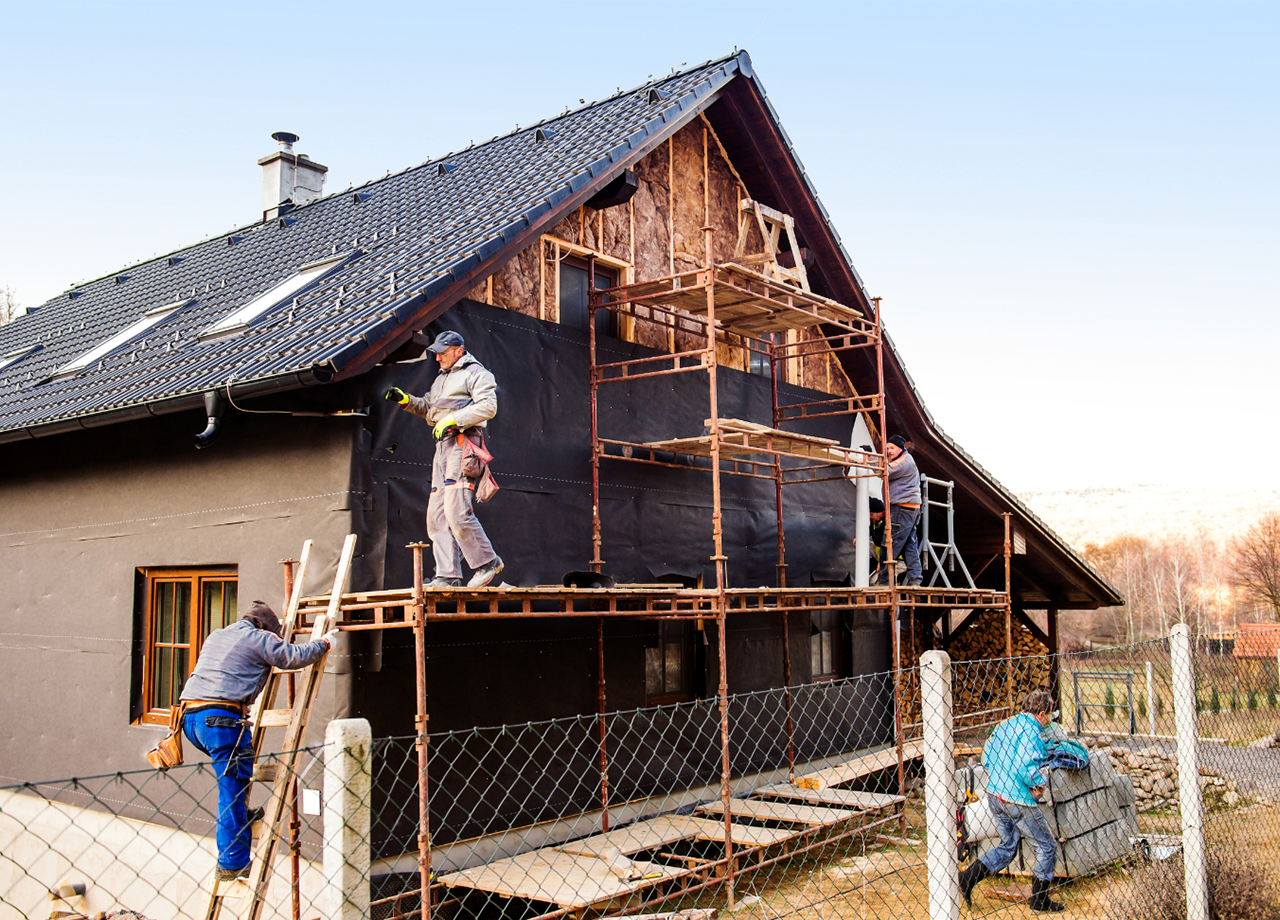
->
<box><xmin>958</xmin><ymin>690</ymin><xmax>1066</xmax><ymax>913</ymax></box>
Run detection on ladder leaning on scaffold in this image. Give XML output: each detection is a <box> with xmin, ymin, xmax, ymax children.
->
<box><xmin>204</xmin><ymin>533</ymin><xmax>357</xmax><ymax>920</ymax></box>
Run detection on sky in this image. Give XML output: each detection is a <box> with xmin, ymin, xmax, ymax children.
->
<box><xmin>0</xmin><ymin>1</ymin><xmax>1276</xmax><ymax>492</ymax></box>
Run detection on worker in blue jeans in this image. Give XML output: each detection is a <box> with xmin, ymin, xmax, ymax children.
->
<box><xmin>180</xmin><ymin>601</ymin><xmax>336</xmax><ymax>880</ymax></box>
<box><xmin>958</xmin><ymin>690</ymin><xmax>1065</xmax><ymax>912</ymax></box>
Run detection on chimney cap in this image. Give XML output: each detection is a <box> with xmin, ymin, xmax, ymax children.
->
<box><xmin>272</xmin><ymin>131</ymin><xmax>300</xmax><ymax>149</ymax></box>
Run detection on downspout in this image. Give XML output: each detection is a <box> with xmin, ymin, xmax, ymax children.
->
<box><xmin>194</xmin><ymin>391</ymin><xmax>226</xmax><ymax>449</ymax></box>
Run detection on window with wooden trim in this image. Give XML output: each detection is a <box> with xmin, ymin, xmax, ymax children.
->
<box><xmin>810</xmin><ymin>610</ymin><xmax>843</xmax><ymax>681</ymax></box>
<box><xmin>559</xmin><ymin>255</ymin><xmax>617</xmax><ymax>338</ymax></box>
<box><xmin>645</xmin><ymin>621</ymin><xmax>694</xmax><ymax>705</ymax></box>
<box><xmin>138</xmin><ymin>568</ymin><xmax>238</xmax><ymax>724</ymax></box>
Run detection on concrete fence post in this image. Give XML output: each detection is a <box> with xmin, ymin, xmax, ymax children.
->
<box><xmin>324</xmin><ymin>718</ymin><xmax>372</xmax><ymax>920</ymax></box>
<box><xmin>1145</xmin><ymin>661</ymin><xmax>1156</xmax><ymax>737</ymax></box>
<box><xmin>920</xmin><ymin>649</ymin><xmax>958</xmax><ymax>920</ymax></box>
<box><xmin>1169</xmin><ymin>625</ymin><xmax>1207</xmax><ymax>920</ymax></box>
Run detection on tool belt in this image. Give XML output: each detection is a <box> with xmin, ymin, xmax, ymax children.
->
<box><xmin>184</xmin><ymin>699</ymin><xmax>249</xmax><ymax>715</ymax></box>
<box><xmin>146</xmin><ymin>701</ymin><xmax>189</xmax><ymax>770</ymax></box>
<box><xmin>455</xmin><ymin>430</ymin><xmax>499</xmax><ymax>503</ymax></box>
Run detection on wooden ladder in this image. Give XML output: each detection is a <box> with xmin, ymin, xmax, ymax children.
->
<box><xmin>205</xmin><ymin>533</ymin><xmax>358</xmax><ymax>920</ymax></box>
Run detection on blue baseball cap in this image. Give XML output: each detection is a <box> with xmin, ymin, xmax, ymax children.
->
<box><xmin>427</xmin><ymin>330</ymin><xmax>465</xmax><ymax>353</ymax></box>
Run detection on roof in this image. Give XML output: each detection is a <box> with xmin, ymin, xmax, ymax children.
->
<box><xmin>1234</xmin><ymin>623</ymin><xmax>1280</xmax><ymax>659</ymax></box>
<box><xmin>0</xmin><ymin>54</ymin><xmax>746</xmax><ymax>442</ymax></box>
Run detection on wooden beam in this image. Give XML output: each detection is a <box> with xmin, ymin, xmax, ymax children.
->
<box><xmin>1012</xmin><ymin>607</ymin><xmax>1050</xmax><ymax>647</ymax></box>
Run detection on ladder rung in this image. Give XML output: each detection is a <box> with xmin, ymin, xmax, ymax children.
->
<box><xmin>259</xmin><ymin>709</ymin><xmax>294</xmax><ymax>727</ymax></box>
<box><xmin>252</xmin><ymin>764</ymin><xmax>278</xmax><ymax>783</ymax></box>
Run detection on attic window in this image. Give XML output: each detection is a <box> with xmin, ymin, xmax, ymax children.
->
<box><xmin>0</xmin><ymin>343</ymin><xmax>41</xmax><ymax>373</ymax></box>
<box><xmin>647</xmin><ymin>88</ymin><xmax>671</xmax><ymax>105</ymax></box>
<box><xmin>198</xmin><ymin>252</ymin><xmax>351</xmax><ymax>341</ymax></box>
<box><xmin>52</xmin><ymin>300</ymin><xmax>191</xmax><ymax>381</ymax></box>
<box><xmin>437</xmin><ymin>162</ymin><xmax>457</xmax><ymax>177</ymax></box>
<box><xmin>534</xmin><ymin>127</ymin><xmax>556</xmax><ymax>144</ymax></box>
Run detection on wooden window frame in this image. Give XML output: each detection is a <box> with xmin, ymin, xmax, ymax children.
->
<box><xmin>645</xmin><ymin>621</ymin><xmax>695</xmax><ymax>705</ymax></box>
<box><xmin>136</xmin><ymin>566</ymin><xmax>238</xmax><ymax>725</ymax></box>
<box><xmin>540</xmin><ymin>234</ymin><xmax>632</xmax><ymax>331</ymax></box>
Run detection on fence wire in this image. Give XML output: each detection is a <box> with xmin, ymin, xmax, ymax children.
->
<box><xmin>2</xmin><ymin>626</ymin><xmax>1278</xmax><ymax>920</ymax></box>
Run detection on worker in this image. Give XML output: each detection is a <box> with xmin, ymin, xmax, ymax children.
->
<box><xmin>385</xmin><ymin>330</ymin><xmax>503</xmax><ymax>588</ymax></box>
<box><xmin>881</xmin><ymin>434</ymin><xmax>922</xmax><ymax>586</ymax></box>
<box><xmin>179</xmin><ymin>601</ymin><xmax>337</xmax><ymax>881</ymax></box>
<box><xmin>958</xmin><ymin>689</ymin><xmax>1066</xmax><ymax>913</ymax></box>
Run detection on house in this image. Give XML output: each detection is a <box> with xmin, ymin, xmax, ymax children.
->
<box><xmin>0</xmin><ymin>52</ymin><xmax>1120</xmax><ymax>873</ymax></box>
<box><xmin>1232</xmin><ymin>623</ymin><xmax>1280</xmax><ymax>688</ymax></box>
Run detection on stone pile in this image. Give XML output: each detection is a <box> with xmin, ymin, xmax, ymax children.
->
<box><xmin>1085</xmin><ymin>735</ymin><xmax>1242</xmax><ymax>811</ymax></box>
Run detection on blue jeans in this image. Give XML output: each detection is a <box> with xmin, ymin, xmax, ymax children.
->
<box><xmin>981</xmin><ymin>795</ymin><xmax>1058</xmax><ymax>881</ymax></box>
<box><xmin>183</xmin><ymin>707</ymin><xmax>254</xmax><ymax>871</ymax></box>
<box><xmin>890</xmin><ymin>504</ymin><xmax>922</xmax><ymax>582</ymax></box>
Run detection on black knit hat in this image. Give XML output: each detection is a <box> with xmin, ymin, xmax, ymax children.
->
<box><xmin>887</xmin><ymin>435</ymin><xmax>907</xmax><ymax>450</ymax></box>
<box><xmin>242</xmin><ymin>601</ymin><xmax>282</xmax><ymax>636</ymax></box>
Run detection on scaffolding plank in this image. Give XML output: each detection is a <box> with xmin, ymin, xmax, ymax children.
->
<box><xmin>554</xmin><ymin>816</ymin><xmax>709</xmax><ymax>857</ymax></box>
<box><xmin>793</xmin><ymin>740</ymin><xmax>925</xmax><ymax>790</ymax></box>
<box><xmin>661</xmin><ymin>814</ymin><xmax>795</xmax><ymax>846</ymax></box>
<box><xmin>438</xmin><ymin>850</ymin><xmax>681</xmax><ymax>908</ymax></box>
<box><xmin>695</xmin><ymin>799</ymin><xmax>854</xmax><ymax>827</ymax></box>
<box><xmin>754</xmin><ymin>785</ymin><xmax>904</xmax><ymax>811</ymax></box>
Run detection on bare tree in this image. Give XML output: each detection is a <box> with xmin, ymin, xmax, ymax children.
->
<box><xmin>0</xmin><ymin>286</ymin><xmax>19</xmax><ymax>325</ymax></box>
<box><xmin>1231</xmin><ymin>511</ymin><xmax>1280</xmax><ymax>622</ymax></box>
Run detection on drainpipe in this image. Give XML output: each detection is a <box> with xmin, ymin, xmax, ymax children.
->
<box><xmin>194</xmin><ymin>391</ymin><xmax>225</xmax><ymax>449</ymax></box>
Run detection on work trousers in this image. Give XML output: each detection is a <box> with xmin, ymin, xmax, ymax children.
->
<box><xmin>889</xmin><ymin>504</ymin><xmax>922</xmax><ymax>582</ymax></box>
<box><xmin>980</xmin><ymin>795</ymin><xmax>1059</xmax><ymax>881</ymax></box>
<box><xmin>182</xmin><ymin>707</ymin><xmax>254</xmax><ymax>871</ymax></box>
<box><xmin>427</xmin><ymin>433</ymin><xmax>496</xmax><ymax>579</ymax></box>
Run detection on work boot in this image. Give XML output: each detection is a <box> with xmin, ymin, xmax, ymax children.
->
<box><xmin>958</xmin><ymin>859</ymin><xmax>990</xmax><ymax>906</ymax></box>
<box><xmin>904</xmin><ymin>576</ymin><xmax>923</xmax><ymax>587</ymax></box>
<box><xmin>468</xmin><ymin>556</ymin><xmax>504</xmax><ymax>588</ymax></box>
<box><xmin>1029</xmin><ymin>877</ymin><xmax>1065</xmax><ymax>913</ymax></box>
<box><xmin>246</xmin><ymin>806</ymin><xmax>264</xmax><ymax>825</ymax></box>
<box><xmin>215</xmin><ymin>864</ymin><xmax>250</xmax><ymax>882</ymax></box>
<box><xmin>427</xmin><ymin>576</ymin><xmax>462</xmax><ymax>589</ymax></box>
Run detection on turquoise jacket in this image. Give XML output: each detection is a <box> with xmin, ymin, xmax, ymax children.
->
<box><xmin>982</xmin><ymin>713</ymin><xmax>1049</xmax><ymax>806</ymax></box>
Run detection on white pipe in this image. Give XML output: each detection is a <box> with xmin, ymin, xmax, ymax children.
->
<box><xmin>855</xmin><ymin>474</ymin><xmax>870</xmax><ymax>587</ymax></box>
<box><xmin>1170</xmin><ymin>624</ymin><xmax>1208</xmax><ymax>920</ymax></box>
<box><xmin>920</xmin><ymin>649</ymin><xmax>958</xmax><ymax>920</ymax></box>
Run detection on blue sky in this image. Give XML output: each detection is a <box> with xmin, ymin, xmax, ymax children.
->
<box><xmin>1</xmin><ymin>1</ymin><xmax>1275</xmax><ymax>491</ymax></box>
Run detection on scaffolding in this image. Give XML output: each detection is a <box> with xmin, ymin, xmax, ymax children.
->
<box><xmin>281</xmin><ymin>228</ymin><xmax>1015</xmax><ymax>920</ymax></box>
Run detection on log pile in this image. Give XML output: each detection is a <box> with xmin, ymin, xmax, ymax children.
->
<box><xmin>948</xmin><ymin>612</ymin><xmax>1050</xmax><ymax>726</ymax></box>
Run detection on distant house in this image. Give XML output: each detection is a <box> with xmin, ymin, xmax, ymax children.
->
<box><xmin>1233</xmin><ymin>623</ymin><xmax>1280</xmax><ymax>686</ymax></box>
<box><xmin>0</xmin><ymin>51</ymin><xmax>1118</xmax><ymax>837</ymax></box>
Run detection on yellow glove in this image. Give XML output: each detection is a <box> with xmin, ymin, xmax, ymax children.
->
<box><xmin>385</xmin><ymin>387</ymin><xmax>410</xmax><ymax>405</ymax></box>
<box><xmin>433</xmin><ymin>415</ymin><xmax>458</xmax><ymax>439</ymax></box>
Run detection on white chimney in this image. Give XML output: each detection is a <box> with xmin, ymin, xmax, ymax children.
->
<box><xmin>259</xmin><ymin>131</ymin><xmax>329</xmax><ymax>220</ymax></box>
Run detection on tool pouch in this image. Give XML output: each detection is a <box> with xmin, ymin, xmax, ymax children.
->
<box><xmin>147</xmin><ymin>702</ymin><xmax>186</xmax><ymax>770</ymax></box>
<box><xmin>475</xmin><ymin>466</ymin><xmax>499</xmax><ymax>503</ymax></box>
<box><xmin>456</xmin><ymin>431</ymin><xmax>493</xmax><ymax>479</ymax></box>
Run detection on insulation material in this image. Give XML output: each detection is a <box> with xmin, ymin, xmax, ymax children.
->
<box><xmin>490</xmin><ymin>244</ymin><xmax>541</xmax><ymax>317</ymax></box>
<box><xmin>601</xmin><ymin>202</ymin><xmax>631</xmax><ymax>263</ymax></box>
<box><xmin>705</xmin><ymin>127</ymin><xmax>743</xmax><ymax>264</ymax></box>
<box><xmin>670</xmin><ymin>124</ymin><xmax>707</xmax><ymax>273</ymax></box>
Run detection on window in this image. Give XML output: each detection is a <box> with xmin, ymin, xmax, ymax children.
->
<box><xmin>645</xmin><ymin>621</ymin><xmax>694</xmax><ymax>704</ymax></box>
<box><xmin>52</xmin><ymin>300</ymin><xmax>191</xmax><ymax>381</ymax></box>
<box><xmin>198</xmin><ymin>251</ymin><xmax>352</xmax><ymax>341</ymax></box>
<box><xmin>559</xmin><ymin>256</ymin><xmax>616</xmax><ymax>338</ymax></box>
<box><xmin>0</xmin><ymin>343</ymin><xmax>40</xmax><ymax>373</ymax></box>
<box><xmin>810</xmin><ymin>610</ymin><xmax>843</xmax><ymax>681</ymax></box>
<box><xmin>748</xmin><ymin>332</ymin><xmax>782</xmax><ymax>377</ymax></box>
<box><xmin>138</xmin><ymin>568</ymin><xmax>238</xmax><ymax>724</ymax></box>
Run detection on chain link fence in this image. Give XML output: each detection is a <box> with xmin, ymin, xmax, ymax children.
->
<box><xmin>3</xmin><ymin>625</ymin><xmax>1278</xmax><ymax>920</ymax></box>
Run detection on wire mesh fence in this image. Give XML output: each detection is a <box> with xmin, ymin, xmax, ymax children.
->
<box><xmin>2</xmin><ymin>624</ymin><xmax>1278</xmax><ymax>920</ymax></box>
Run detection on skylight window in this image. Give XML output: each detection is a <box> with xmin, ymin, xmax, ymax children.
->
<box><xmin>51</xmin><ymin>300</ymin><xmax>191</xmax><ymax>381</ymax></box>
<box><xmin>199</xmin><ymin>252</ymin><xmax>351</xmax><ymax>341</ymax></box>
<box><xmin>0</xmin><ymin>343</ymin><xmax>41</xmax><ymax>373</ymax></box>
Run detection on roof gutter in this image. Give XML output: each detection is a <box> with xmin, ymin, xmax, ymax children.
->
<box><xmin>0</xmin><ymin>364</ymin><xmax>334</xmax><ymax>446</ymax></box>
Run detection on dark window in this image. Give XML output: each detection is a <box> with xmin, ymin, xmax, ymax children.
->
<box><xmin>748</xmin><ymin>332</ymin><xmax>781</xmax><ymax>377</ymax></box>
<box><xmin>645</xmin><ymin>621</ymin><xmax>694</xmax><ymax>704</ymax></box>
<box><xmin>810</xmin><ymin>610</ymin><xmax>843</xmax><ymax>680</ymax></box>
<box><xmin>138</xmin><ymin>568</ymin><xmax>237</xmax><ymax>724</ymax></box>
<box><xmin>560</xmin><ymin>256</ymin><xmax>617</xmax><ymax>338</ymax></box>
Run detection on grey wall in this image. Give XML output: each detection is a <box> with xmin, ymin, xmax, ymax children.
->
<box><xmin>0</xmin><ymin>408</ymin><xmax>360</xmax><ymax>782</ymax></box>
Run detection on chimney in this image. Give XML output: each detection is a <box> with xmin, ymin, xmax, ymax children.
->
<box><xmin>259</xmin><ymin>131</ymin><xmax>329</xmax><ymax>220</ymax></box>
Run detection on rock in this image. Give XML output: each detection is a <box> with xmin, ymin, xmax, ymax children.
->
<box><xmin>1224</xmin><ymin>791</ymin><xmax>1241</xmax><ymax>807</ymax></box>
<box><xmin>1083</xmin><ymin>736</ymin><xmax>1097</xmax><ymax>748</ymax></box>
<box><xmin>1098</xmin><ymin>735</ymin><xmax>1113</xmax><ymax>747</ymax></box>
<box><xmin>1154</xmin><ymin>778</ymin><xmax>1175</xmax><ymax>798</ymax></box>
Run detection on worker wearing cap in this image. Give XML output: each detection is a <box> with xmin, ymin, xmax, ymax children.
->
<box><xmin>882</xmin><ymin>435</ymin><xmax>923</xmax><ymax>586</ymax></box>
<box><xmin>959</xmin><ymin>689</ymin><xmax>1066</xmax><ymax>912</ymax></box>
<box><xmin>385</xmin><ymin>330</ymin><xmax>503</xmax><ymax>589</ymax></box>
<box><xmin>179</xmin><ymin>601</ymin><xmax>337</xmax><ymax>880</ymax></box>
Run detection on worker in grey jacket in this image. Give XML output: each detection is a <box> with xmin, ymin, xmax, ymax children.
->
<box><xmin>385</xmin><ymin>330</ymin><xmax>504</xmax><ymax>588</ymax></box>
<box><xmin>882</xmin><ymin>434</ymin><xmax>923</xmax><ymax>586</ymax></box>
<box><xmin>180</xmin><ymin>601</ymin><xmax>336</xmax><ymax>879</ymax></box>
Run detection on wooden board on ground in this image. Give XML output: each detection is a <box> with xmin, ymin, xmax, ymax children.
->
<box><xmin>555</xmin><ymin>816</ymin><xmax>709</xmax><ymax>858</ymax></box>
<box><xmin>754</xmin><ymin>784</ymin><xmax>903</xmax><ymax>811</ymax></box>
<box><xmin>438</xmin><ymin>850</ymin><xmax>681</xmax><ymax>908</ymax></box>
<box><xmin>662</xmin><ymin>814</ymin><xmax>794</xmax><ymax>846</ymax></box>
<box><xmin>696</xmin><ymin>799</ymin><xmax>853</xmax><ymax>827</ymax></box>
<box><xmin>794</xmin><ymin>740</ymin><xmax>925</xmax><ymax>791</ymax></box>
<box><xmin>988</xmin><ymin>882</ymin><xmax>1033</xmax><ymax>902</ymax></box>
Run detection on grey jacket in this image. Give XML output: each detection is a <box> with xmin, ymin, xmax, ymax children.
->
<box><xmin>404</xmin><ymin>353</ymin><xmax>497</xmax><ymax>430</ymax></box>
<box><xmin>887</xmin><ymin>450</ymin><xmax>921</xmax><ymax>505</ymax></box>
<box><xmin>180</xmin><ymin>620</ymin><xmax>330</xmax><ymax>706</ymax></box>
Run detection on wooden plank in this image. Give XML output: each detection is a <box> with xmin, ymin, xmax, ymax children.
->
<box><xmin>794</xmin><ymin>740</ymin><xmax>926</xmax><ymax>791</ymax></box>
<box><xmin>553</xmin><ymin>816</ymin><xmax>705</xmax><ymax>857</ymax></box>
<box><xmin>696</xmin><ymin>799</ymin><xmax>853</xmax><ymax>827</ymax></box>
<box><xmin>439</xmin><ymin>850</ymin><xmax>681</xmax><ymax>908</ymax></box>
<box><xmin>257</xmin><ymin>709</ymin><xmax>292</xmax><ymax>727</ymax></box>
<box><xmin>754</xmin><ymin>784</ymin><xmax>903</xmax><ymax>811</ymax></box>
<box><xmin>662</xmin><ymin>814</ymin><xmax>795</xmax><ymax>846</ymax></box>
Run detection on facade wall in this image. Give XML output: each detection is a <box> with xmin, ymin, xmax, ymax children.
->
<box><xmin>0</xmin><ymin>411</ymin><xmax>360</xmax><ymax>782</ymax></box>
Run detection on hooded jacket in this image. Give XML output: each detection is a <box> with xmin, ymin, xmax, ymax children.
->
<box><xmin>982</xmin><ymin>712</ymin><xmax>1050</xmax><ymax>806</ymax></box>
<box><xmin>404</xmin><ymin>352</ymin><xmax>497</xmax><ymax>430</ymax></box>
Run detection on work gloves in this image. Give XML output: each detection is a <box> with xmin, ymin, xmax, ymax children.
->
<box><xmin>384</xmin><ymin>387</ymin><xmax>410</xmax><ymax>405</ymax></box>
<box><xmin>321</xmin><ymin>629</ymin><xmax>341</xmax><ymax>648</ymax></box>
<box><xmin>433</xmin><ymin>415</ymin><xmax>458</xmax><ymax>440</ymax></box>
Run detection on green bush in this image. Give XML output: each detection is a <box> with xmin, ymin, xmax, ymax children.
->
<box><xmin>1157</xmin><ymin>693</ymin><xmax>1166</xmax><ymax>717</ymax></box>
<box><xmin>1269</xmin><ymin>684</ymin><xmax>1277</xmax><ymax>709</ymax></box>
<box><xmin>1248</xmin><ymin>688</ymin><xmax>1258</xmax><ymax>711</ymax></box>
<box><xmin>1230</xmin><ymin>688</ymin><xmax>1240</xmax><ymax>711</ymax></box>
<box><xmin>1138</xmin><ymin>692</ymin><xmax>1148</xmax><ymax>718</ymax></box>
<box><xmin>1210</xmin><ymin>685</ymin><xmax>1221</xmax><ymax>715</ymax></box>
<box><xmin>1105</xmin><ymin>683</ymin><xmax>1116</xmax><ymax>719</ymax></box>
